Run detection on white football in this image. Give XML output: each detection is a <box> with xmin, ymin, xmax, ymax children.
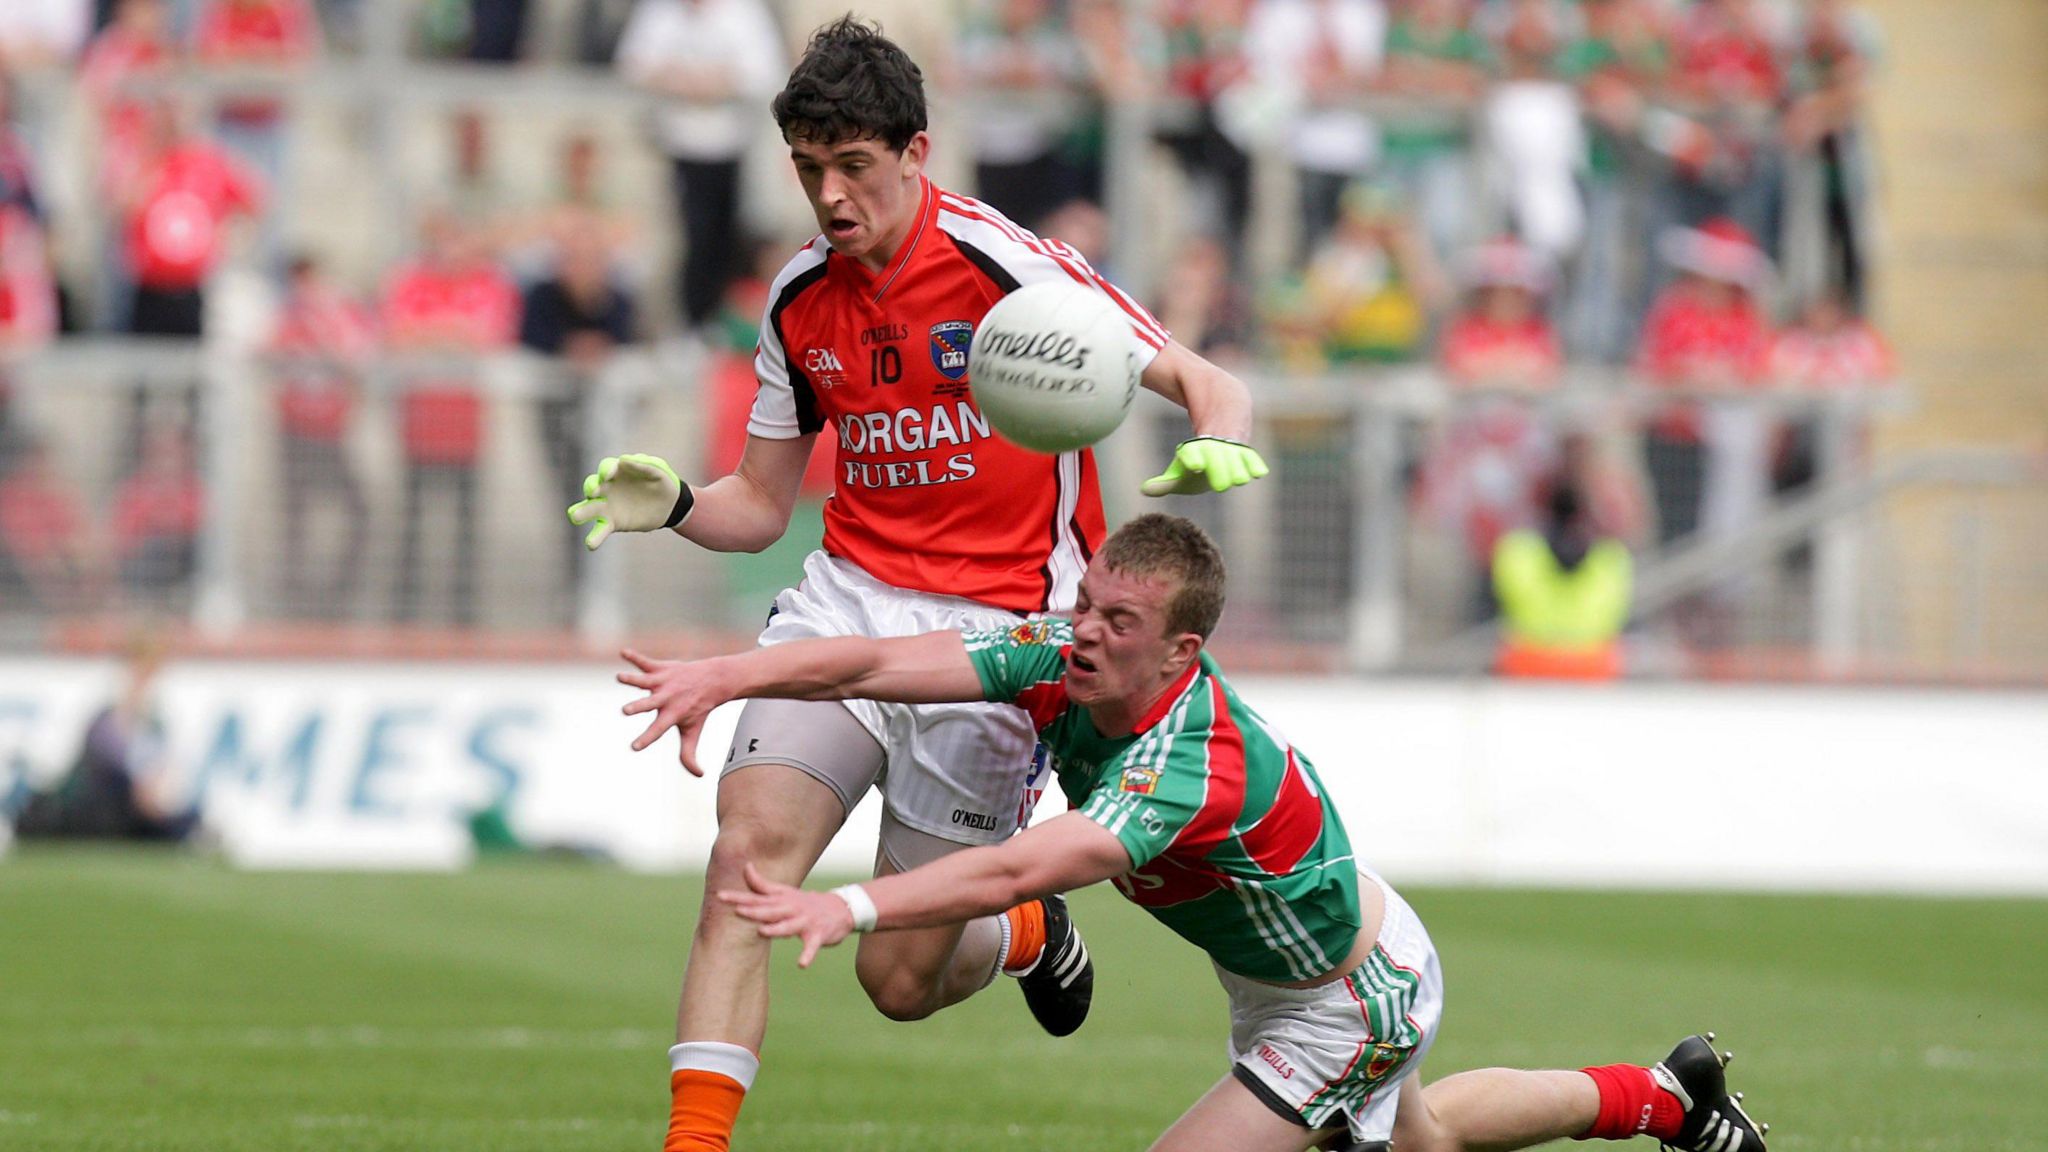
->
<box><xmin>969</xmin><ymin>280</ymin><xmax>1139</xmax><ymax>454</ymax></box>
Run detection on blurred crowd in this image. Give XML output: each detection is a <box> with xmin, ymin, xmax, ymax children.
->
<box><xmin>0</xmin><ymin>0</ymin><xmax>1897</xmax><ymax>656</ymax></box>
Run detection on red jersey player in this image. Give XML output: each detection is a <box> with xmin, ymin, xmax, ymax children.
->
<box><xmin>565</xmin><ymin>18</ymin><xmax>1269</xmax><ymax>1152</ymax></box>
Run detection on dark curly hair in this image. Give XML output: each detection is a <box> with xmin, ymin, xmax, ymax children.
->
<box><xmin>772</xmin><ymin>16</ymin><xmax>927</xmax><ymax>152</ymax></box>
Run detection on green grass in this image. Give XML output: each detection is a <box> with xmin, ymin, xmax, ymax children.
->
<box><xmin>1</xmin><ymin>847</ymin><xmax>2042</xmax><ymax>1151</ymax></box>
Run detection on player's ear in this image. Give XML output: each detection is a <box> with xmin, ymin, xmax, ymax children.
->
<box><xmin>900</xmin><ymin>131</ymin><xmax>930</xmax><ymax>178</ymax></box>
<box><xmin>1163</xmin><ymin>633</ymin><xmax>1202</xmax><ymax>676</ymax></box>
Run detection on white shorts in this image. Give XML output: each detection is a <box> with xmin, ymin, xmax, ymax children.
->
<box><xmin>1220</xmin><ymin>873</ymin><xmax>1444</xmax><ymax>1147</ymax></box>
<box><xmin>753</xmin><ymin>551</ymin><xmax>1047</xmax><ymax>847</ymax></box>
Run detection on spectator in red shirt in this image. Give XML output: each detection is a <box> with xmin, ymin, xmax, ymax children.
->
<box><xmin>269</xmin><ymin>252</ymin><xmax>373</xmax><ymax>616</ymax></box>
<box><xmin>1645</xmin><ymin>0</ymin><xmax>1786</xmax><ymax>271</ymax></box>
<box><xmin>1440</xmin><ymin>238</ymin><xmax>1562</xmax><ymax>389</ymax></box>
<box><xmin>1415</xmin><ymin>239</ymin><xmax>1566</xmax><ymax>618</ymax></box>
<box><xmin>383</xmin><ymin>208</ymin><xmax>519</xmax><ymax>627</ymax></box>
<box><xmin>82</xmin><ymin>0</ymin><xmax>174</xmax><ymax>195</ymax></box>
<box><xmin>111</xmin><ymin>422</ymin><xmax>205</xmax><ymax>605</ymax></box>
<box><xmin>0</xmin><ymin>75</ymin><xmax>50</xmax><ymax>449</ymax></box>
<box><xmin>1769</xmin><ymin>288</ymin><xmax>1890</xmax><ymax>388</ymax></box>
<box><xmin>120</xmin><ymin>97</ymin><xmax>264</xmax><ymax>336</ymax></box>
<box><xmin>192</xmin><ymin>0</ymin><xmax>317</xmax><ymax>264</ymax></box>
<box><xmin>81</xmin><ymin>0</ymin><xmax>174</xmax><ymax>330</ymax></box>
<box><xmin>0</xmin><ymin>434</ymin><xmax>106</xmax><ymax>614</ymax></box>
<box><xmin>1636</xmin><ymin>217</ymin><xmax>1773</xmax><ymax>546</ymax></box>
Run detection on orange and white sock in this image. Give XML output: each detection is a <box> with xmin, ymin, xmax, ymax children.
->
<box><xmin>664</xmin><ymin>1041</ymin><xmax>759</xmax><ymax>1152</ymax></box>
<box><xmin>999</xmin><ymin>900</ymin><xmax>1048</xmax><ymax>977</ymax></box>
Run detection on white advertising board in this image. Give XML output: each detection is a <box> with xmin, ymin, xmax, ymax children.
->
<box><xmin>3</xmin><ymin>660</ymin><xmax>2044</xmax><ymax>893</ymax></box>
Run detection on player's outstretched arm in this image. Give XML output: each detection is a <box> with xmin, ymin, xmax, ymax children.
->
<box><xmin>671</xmin><ymin>434</ymin><xmax>816</xmax><ymax>553</ymax></box>
<box><xmin>617</xmin><ymin>631</ymin><xmax>983</xmax><ymax>773</ymax></box>
<box><xmin>1138</xmin><ymin>341</ymin><xmax>1270</xmax><ymax>496</ymax></box>
<box><xmin>566</xmin><ymin>434</ymin><xmax>815</xmax><ymax>554</ymax></box>
<box><xmin>719</xmin><ymin>813</ymin><xmax>1131</xmax><ymax>968</ymax></box>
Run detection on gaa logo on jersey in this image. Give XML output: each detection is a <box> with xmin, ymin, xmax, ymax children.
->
<box><xmin>929</xmin><ymin>320</ymin><xmax>974</xmax><ymax>380</ymax></box>
<box><xmin>1119</xmin><ymin>765</ymin><xmax>1161</xmax><ymax>795</ymax></box>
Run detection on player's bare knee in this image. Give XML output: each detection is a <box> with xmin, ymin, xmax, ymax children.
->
<box><xmin>704</xmin><ymin>814</ymin><xmax>811</xmax><ymax>885</ymax></box>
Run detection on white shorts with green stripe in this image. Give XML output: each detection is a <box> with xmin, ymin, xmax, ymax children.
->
<box><xmin>1218</xmin><ymin>873</ymin><xmax>1443</xmax><ymax>1147</ymax></box>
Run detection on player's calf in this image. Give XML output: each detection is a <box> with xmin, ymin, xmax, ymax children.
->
<box><xmin>853</xmin><ymin>922</ymin><xmax>971</xmax><ymax>1022</ymax></box>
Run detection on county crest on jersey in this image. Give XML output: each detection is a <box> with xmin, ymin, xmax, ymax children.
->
<box><xmin>929</xmin><ymin>320</ymin><xmax>973</xmax><ymax>379</ymax></box>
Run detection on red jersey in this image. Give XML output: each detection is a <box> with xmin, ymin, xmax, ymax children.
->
<box><xmin>0</xmin><ymin>206</ymin><xmax>56</xmax><ymax>347</ymax></box>
<box><xmin>270</xmin><ymin>284</ymin><xmax>376</xmax><ymax>441</ymax></box>
<box><xmin>194</xmin><ymin>0</ymin><xmax>320</xmax><ymax>123</ymax></box>
<box><xmin>749</xmin><ymin>180</ymin><xmax>1169</xmax><ymax>613</ymax></box>
<box><xmin>383</xmin><ymin>260</ymin><xmax>520</xmax><ymax>464</ymax></box>
<box><xmin>1440</xmin><ymin>313</ymin><xmax>1562</xmax><ymax>386</ymax></box>
<box><xmin>82</xmin><ymin>26</ymin><xmax>168</xmax><ymax>181</ymax></box>
<box><xmin>114</xmin><ymin>469</ymin><xmax>206</xmax><ymax>555</ymax></box>
<box><xmin>0</xmin><ymin>468</ymin><xmax>79</xmax><ymax>563</ymax></box>
<box><xmin>1770</xmin><ymin>324</ymin><xmax>1892</xmax><ymax>388</ymax></box>
<box><xmin>125</xmin><ymin>143</ymin><xmax>262</xmax><ymax>290</ymax></box>
<box><xmin>1636</xmin><ymin>286</ymin><xmax>1772</xmax><ymax>442</ymax></box>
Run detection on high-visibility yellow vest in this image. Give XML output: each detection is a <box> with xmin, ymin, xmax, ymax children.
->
<box><xmin>1491</xmin><ymin>530</ymin><xmax>1632</xmax><ymax>679</ymax></box>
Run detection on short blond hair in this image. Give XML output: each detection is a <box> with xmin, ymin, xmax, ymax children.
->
<box><xmin>1095</xmin><ymin>514</ymin><xmax>1226</xmax><ymax>638</ymax></box>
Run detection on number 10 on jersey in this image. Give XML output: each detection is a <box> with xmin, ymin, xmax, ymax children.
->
<box><xmin>871</xmin><ymin>345</ymin><xmax>902</xmax><ymax>386</ymax></box>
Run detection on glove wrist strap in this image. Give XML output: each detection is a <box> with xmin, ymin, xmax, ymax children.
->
<box><xmin>1183</xmin><ymin>435</ymin><xmax>1250</xmax><ymax>449</ymax></box>
<box><xmin>663</xmin><ymin>484</ymin><xmax>696</xmax><ymax>529</ymax></box>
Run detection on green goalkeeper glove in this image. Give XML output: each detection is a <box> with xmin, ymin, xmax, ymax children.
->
<box><xmin>565</xmin><ymin>453</ymin><xmax>693</xmax><ymax>550</ymax></box>
<box><xmin>1141</xmin><ymin>437</ymin><xmax>1270</xmax><ymax>496</ymax></box>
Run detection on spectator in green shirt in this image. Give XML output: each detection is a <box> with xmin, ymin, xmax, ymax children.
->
<box><xmin>1378</xmin><ymin>0</ymin><xmax>1488</xmax><ymax>259</ymax></box>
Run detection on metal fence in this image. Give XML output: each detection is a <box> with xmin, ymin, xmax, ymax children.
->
<box><xmin>6</xmin><ymin>339</ymin><xmax>2041</xmax><ymax>684</ymax></box>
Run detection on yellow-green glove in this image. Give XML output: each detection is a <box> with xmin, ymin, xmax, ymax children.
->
<box><xmin>1141</xmin><ymin>436</ymin><xmax>1270</xmax><ymax>496</ymax></box>
<box><xmin>566</xmin><ymin>453</ymin><xmax>692</xmax><ymax>550</ymax></box>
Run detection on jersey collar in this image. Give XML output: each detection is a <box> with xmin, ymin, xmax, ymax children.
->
<box><xmin>835</xmin><ymin>176</ymin><xmax>936</xmax><ymax>304</ymax></box>
<box><xmin>1131</xmin><ymin>657</ymin><xmax>1206</xmax><ymax>735</ymax></box>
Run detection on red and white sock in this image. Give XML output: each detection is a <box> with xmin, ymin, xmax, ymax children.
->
<box><xmin>665</xmin><ymin>1041</ymin><xmax>759</xmax><ymax>1152</ymax></box>
<box><xmin>1576</xmin><ymin>1064</ymin><xmax>1685</xmax><ymax>1142</ymax></box>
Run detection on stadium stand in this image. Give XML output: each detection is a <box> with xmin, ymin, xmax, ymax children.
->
<box><xmin>0</xmin><ymin>0</ymin><xmax>2039</xmax><ymax>684</ymax></box>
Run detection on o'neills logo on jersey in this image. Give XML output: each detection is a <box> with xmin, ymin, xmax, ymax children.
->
<box><xmin>836</xmin><ymin>400</ymin><xmax>994</xmax><ymax>489</ymax></box>
<box><xmin>929</xmin><ymin>320</ymin><xmax>973</xmax><ymax>380</ymax></box>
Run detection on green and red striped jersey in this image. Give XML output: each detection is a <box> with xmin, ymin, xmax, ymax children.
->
<box><xmin>966</xmin><ymin>621</ymin><xmax>1362</xmax><ymax>983</ymax></box>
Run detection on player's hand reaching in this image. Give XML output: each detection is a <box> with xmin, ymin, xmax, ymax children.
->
<box><xmin>719</xmin><ymin>862</ymin><xmax>855</xmax><ymax>968</ymax></box>
<box><xmin>567</xmin><ymin>453</ymin><xmax>691</xmax><ymax>550</ymax></box>
<box><xmin>617</xmin><ymin>648</ymin><xmax>728</xmax><ymax>774</ymax></box>
<box><xmin>1141</xmin><ymin>437</ymin><xmax>1270</xmax><ymax>497</ymax></box>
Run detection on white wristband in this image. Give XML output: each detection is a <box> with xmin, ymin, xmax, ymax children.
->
<box><xmin>831</xmin><ymin>884</ymin><xmax>879</xmax><ymax>933</ymax></box>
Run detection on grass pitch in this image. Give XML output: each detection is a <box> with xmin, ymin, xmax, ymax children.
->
<box><xmin>1</xmin><ymin>847</ymin><xmax>2042</xmax><ymax>1151</ymax></box>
